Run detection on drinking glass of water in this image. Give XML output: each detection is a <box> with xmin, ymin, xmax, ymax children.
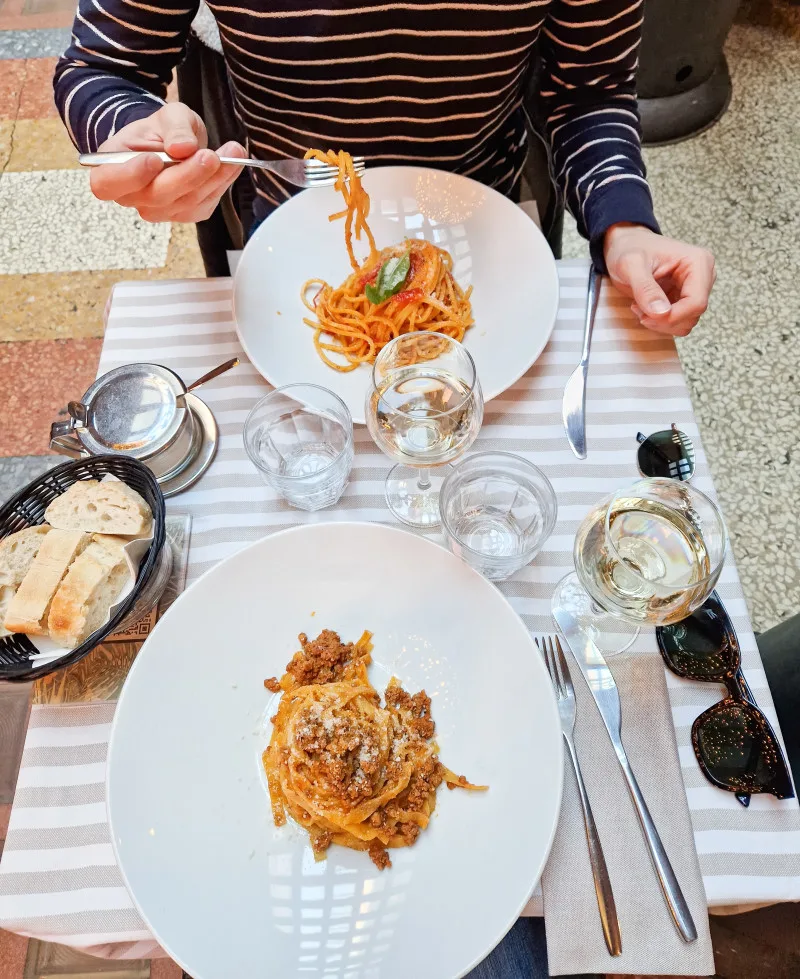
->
<box><xmin>365</xmin><ymin>332</ymin><xmax>483</xmax><ymax>528</ymax></box>
<box><xmin>244</xmin><ymin>384</ymin><xmax>353</xmax><ymax>511</ymax></box>
<box><xmin>440</xmin><ymin>452</ymin><xmax>557</xmax><ymax>580</ymax></box>
<box><xmin>553</xmin><ymin>477</ymin><xmax>727</xmax><ymax>654</ymax></box>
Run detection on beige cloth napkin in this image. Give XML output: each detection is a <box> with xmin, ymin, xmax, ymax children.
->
<box><xmin>541</xmin><ymin>645</ymin><xmax>715</xmax><ymax>976</ymax></box>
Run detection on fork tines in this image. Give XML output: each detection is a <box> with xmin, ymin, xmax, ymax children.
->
<box><xmin>535</xmin><ymin>635</ymin><xmax>573</xmax><ymax>700</ymax></box>
<box><xmin>304</xmin><ymin>156</ymin><xmax>366</xmax><ymax>183</ymax></box>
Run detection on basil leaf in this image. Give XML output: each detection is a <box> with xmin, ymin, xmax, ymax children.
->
<box><xmin>365</xmin><ymin>250</ymin><xmax>411</xmax><ymax>305</ymax></box>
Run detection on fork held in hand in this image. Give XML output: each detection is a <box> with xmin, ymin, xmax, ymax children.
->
<box><xmin>537</xmin><ymin>635</ymin><xmax>622</xmax><ymax>957</ymax></box>
<box><xmin>77</xmin><ymin>151</ymin><xmax>366</xmax><ymax>190</ymax></box>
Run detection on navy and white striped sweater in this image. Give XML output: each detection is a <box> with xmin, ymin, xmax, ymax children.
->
<box><xmin>54</xmin><ymin>0</ymin><xmax>660</xmax><ymax>261</ymax></box>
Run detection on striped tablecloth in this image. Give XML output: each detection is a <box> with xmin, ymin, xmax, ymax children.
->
<box><xmin>1</xmin><ymin>260</ymin><xmax>799</xmax><ymax>961</ymax></box>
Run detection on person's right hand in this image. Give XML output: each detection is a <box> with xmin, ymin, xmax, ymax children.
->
<box><xmin>89</xmin><ymin>102</ymin><xmax>246</xmax><ymax>223</ymax></box>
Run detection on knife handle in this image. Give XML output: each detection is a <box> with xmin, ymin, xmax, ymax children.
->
<box><xmin>581</xmin><ymin>265</ymin><xmax>601</xmax><ymax>366</ymax></box>
<box><xmin>617</xmin><ymin>753</ymin><xmax>698</xmax><ymax>943</ymax></box>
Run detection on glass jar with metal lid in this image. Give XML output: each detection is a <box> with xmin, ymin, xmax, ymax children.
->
<box><xmin>51</xmin><ymin>364</ymin><xmax>200</xmax><ymax>482</ymax></box>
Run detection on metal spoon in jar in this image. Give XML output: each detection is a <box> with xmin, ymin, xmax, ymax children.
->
<box><xmin>185</xmin><ymin>358</ymin><xmax>240</xmax><ymax>394</ymax></box>
<box><xmin>65</xmin><ymin>358</ymin><xmax>240</xmax><ymax>425</ymax></box>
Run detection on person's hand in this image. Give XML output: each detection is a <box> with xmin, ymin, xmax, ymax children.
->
<box><xmin>603</xmin><ymin>223</ymin><xmax>716</xmax><ymax>337</ymax></box>
<box><xmin>89</xmin><ymin>102</ymin><xmax>246</xmax><ymax>223</ymax></box>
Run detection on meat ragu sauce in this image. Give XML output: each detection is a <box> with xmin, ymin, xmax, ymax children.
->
<box><xmin>263</xmin><ymin>629</ymin><xmax>486</xmax><ymax>869</ymax></box>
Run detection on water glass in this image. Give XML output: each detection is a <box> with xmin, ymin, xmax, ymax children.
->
<box><xmin>440</xmin><ymin>452</ymin><xmax>557</xmax><ymax>580</ymax></box>
<box><xmin>244</xmin><ymin>384</ymin><xmax>353</xmax><ymax>511</ymax></box>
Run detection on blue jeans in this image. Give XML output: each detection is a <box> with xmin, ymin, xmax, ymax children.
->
<box><xmin>463</xmin><ymin>917</ymin><xmax>597</xmax><ymax>979</ymax></box>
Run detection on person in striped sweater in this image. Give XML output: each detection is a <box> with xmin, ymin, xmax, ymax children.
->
<box><xmin>53</xmin><ymin>5</ymin><xmax>713</xmax><ymax>972</ymax></box>
<box><xmin>55</xmin><ymin>0</ymin><xmax>715</xmax><ymax>341</ymax></box>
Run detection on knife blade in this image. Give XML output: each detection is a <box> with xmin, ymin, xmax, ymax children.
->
<box><xmin>552</xmin><ymin>605</ymin><xmax>698</xmax><ymax>944</ymax></box>
<box><xmin>562</xmin><ymin>264</ymin><xmax>601</xmax><ymax>459</ymax></box>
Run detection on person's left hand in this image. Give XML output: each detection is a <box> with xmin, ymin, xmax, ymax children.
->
<box><xmin>603</xmin><ymin>223</ymin><xmax>716</xmax><ymax>337</ymax></box>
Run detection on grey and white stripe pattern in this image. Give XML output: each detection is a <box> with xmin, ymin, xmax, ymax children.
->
<box><xmin>1</xmin><ymin>260</ymin><xmax>799</xmax><ymax>960</ymax></box>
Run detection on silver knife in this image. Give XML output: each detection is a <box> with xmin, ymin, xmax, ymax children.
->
<box><xmin>552</xmin><ymin>605</ymin><xmax>698</xmax><ymax>944</ymax></box>
<box><xmin>562</xmin><ymin>264</ymin><xmax>601</xmax><ymax>459</ymax></box>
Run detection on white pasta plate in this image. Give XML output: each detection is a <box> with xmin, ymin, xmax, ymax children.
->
<box><xmin>107</xmin><ymin>522</ymin><xmax>562</xmax><ymax>979</ymax></box>
<box><xmin>233</xmin><ymin>166</ymin><xmax>560</xmax><ymax>425</ymax></box>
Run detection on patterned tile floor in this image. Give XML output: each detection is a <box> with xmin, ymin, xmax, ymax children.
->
<box><xmin>0</xmin><ymin>1</ymin><xmax>799</xmax><ymax>977</ymax></box>
<box><xmin>0</xmin><ymin>3</ymin><xmax>202</xmax><ymax>976</ymax></box>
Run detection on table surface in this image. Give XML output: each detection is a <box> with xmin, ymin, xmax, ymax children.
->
<box><xmin>1</xmin><ymin>259</ymin><xmax>799</xmax><ymax>961</ymax></box>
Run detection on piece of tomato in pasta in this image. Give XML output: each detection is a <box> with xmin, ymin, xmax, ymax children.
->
<box><xmin>301</xmin><ymin>149</ymin><xmax>474</xmax><ymax>373</ymax></box>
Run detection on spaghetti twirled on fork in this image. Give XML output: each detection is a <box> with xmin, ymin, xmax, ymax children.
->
<box><xmin>301</xmin><ymin>150</ymin><xmax>474</xmax><ymax>372</ymax></box>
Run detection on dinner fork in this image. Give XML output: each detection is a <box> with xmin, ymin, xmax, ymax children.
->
<box><xmin>536</xmin><ymin>635</ymin><xmax>622</xmax><ymax>957</ymax></box>
<box><xmin>77</xmin><ymin>151</ymin><xmax>366</xmax><ymax>189</ymax></box>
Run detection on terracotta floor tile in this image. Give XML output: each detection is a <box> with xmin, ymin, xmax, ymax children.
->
<box><xmin>5</xmin><ymin>117</ymin><xmax>80</xmax><ymax>171</ymax></box>
<box><xmin>150</xmin><ymin>959</ymin><xmax>183</xmax><ymax>978</ymax></box>
<box><xmin>18</xmin><ymin>56</ymin><xmax>58</xmax><ymax>119</ymax></box>
<box><xmin>0</xmin><ymin>223</ymin><xmax>205</xmax><ymax>342</ymax></box>
<box><xmin>0</xmin><ymin>928</ymin><xmax>28</xmax><ymax>979</ymax></box>
<box><xmin>0</xmin><ymin>337</ymin><xmax>102</xmax><ymax>457</ymax></box>
<box><xmin>0</xmin><ymin>58</ymin><xmax>26</xmax><ymax>120</ymax></box>
<box><xmin>0</xmin><ymin>0</ymin><xmax>25</xmax><ymax>21</ymax></box>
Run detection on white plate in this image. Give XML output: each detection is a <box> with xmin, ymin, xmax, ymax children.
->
<box><xmin>233</xmin><ymin>166</ymin><xmax>559</xmax><ymax>424</ymax></box>
<box><xmin>107</xmin><ymin>522</ymin><xmax>562</xmax><ymax>979</ymax></box>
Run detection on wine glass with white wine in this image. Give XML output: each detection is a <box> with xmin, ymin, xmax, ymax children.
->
<box><xmin>365</xmin><ymin>332</ymin><xmax>483</xmax><ymax>528</ymax></box>
<box><xmin>553</xmin><ymin>478</ymin><xmax>727</xmax><ymax>654</ymax></box>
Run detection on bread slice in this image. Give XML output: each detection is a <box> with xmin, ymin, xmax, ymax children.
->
<box><xmin>45</xmin><ymin>480</ymin><xmax>152</xmax><ymax>537</ymax></box>
<box><xmin>0</xmin><ymin>525</ymin><xmax>51</xmax><ymax>589</ymax></box>
<box><xmin>48</xmin><ymin>536</ymin><xmax>130</xmax><ymax>648</ymax></box>
<box><xmin>0</xmin><ymin>585</ymin><xmax>15</xmax><ymax>639</ymax></box>
<box><xmin>3</xmin><ymin>530</ymin><xmax>90</xmax><ymax>636</ymax></box>
<box><xmin>0</xmin><ymin>526</ymin><xmax>52</xmax><ymax>638</ymax></box>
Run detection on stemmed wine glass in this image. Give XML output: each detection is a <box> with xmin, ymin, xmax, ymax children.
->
<box><xmin>553</xmin><ymin>477</ymin><xmax>728</xmax><ymax>654</ymax></box>
<box><xmin>365</xmin><ymin>332</ymin><xmax>483</xmax><ymax>528</ymax></box>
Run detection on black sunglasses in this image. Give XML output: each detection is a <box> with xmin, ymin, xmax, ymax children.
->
<box><xmin>657</xmin><ymin>592</ymin><xmax>794</xmax><ymax>807</ymax></box>
<box><xmin>636</xmin><ymin>422</ymin><xmax>695</xmax><ymax>481</ymax></box>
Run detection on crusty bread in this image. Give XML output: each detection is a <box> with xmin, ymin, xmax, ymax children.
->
<box><xmin>3</xmin><ymin>530</ymin><xmax>90</xmax><ymax>636</ymax></box>
<box><xmin>0</xmin><ymin>525</ymin><xmax>52</xmax><ymax>638</ymax></box>
<box><xmin>44</xmin><ymin>480</ymin><xmax>152</xmax><ymax>537</ymax></box>
<box><xmin>0</xmin><ymin>525</ymin><xmax>51</xmax><ymax>589</ymax></box>
<box><xmin>0</xmin><ymin>585</ymin><xmax>14</xmax><ymax>639</ymax></box>
<box><xmin>47</xmin><ymin>536</ymin><xmax>130</xmax><ymax>648</ymax></box>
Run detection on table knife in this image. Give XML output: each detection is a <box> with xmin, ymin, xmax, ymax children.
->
<box><xmin>552</xmin><ymin>605</ymin><xmax>698</xmax><ymax>944</ymax></box>
<box><xmin>562</xmin><ymin>264</ymin><xmax>600</xmax><ymax>459</ymax></box>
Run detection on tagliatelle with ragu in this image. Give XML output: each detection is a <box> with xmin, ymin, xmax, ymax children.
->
<box><xmin>263</xmin><ymin>628</ymin><xmax>486</xmax><ymax>870</ymax></box>
<box><xmin>301</xmin><ymin>149</ymin><xmax>474</xmax><ymax>372</ymax></box>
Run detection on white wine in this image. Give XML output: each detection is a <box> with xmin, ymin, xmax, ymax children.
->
<box><xmin>574</xmin><ymin>496</ymin><xmax>714</xmax><ymax>625</ymax></box>
<box><xmin>367</xmin><ymin>366</ymin><xmax>482</xmax><ymax>467</ymax></box>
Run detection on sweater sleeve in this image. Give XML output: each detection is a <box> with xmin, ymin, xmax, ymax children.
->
<box><xmin>53</xmin><ymin>0</ymin><xmax>199</xmax><ymax>153</ymax></box>
<box><xmin>538</xmin><ymin>0</ymin><xmax>660</xmax><ymax>270</ymax></box>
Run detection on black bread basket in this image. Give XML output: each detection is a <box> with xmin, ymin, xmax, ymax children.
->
<box><xmin>0</xmin><ymin>456</ymin><xmax>167</xmax><ymax>682</ymax></box>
